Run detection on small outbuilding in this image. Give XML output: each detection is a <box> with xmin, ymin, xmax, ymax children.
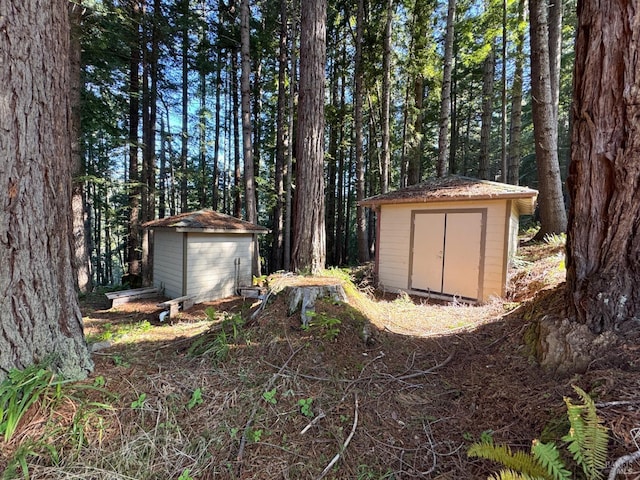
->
<box><xmin>359</xmin><ymin>176</ymin><xmax>538</xmax><ymax>303</ymax></box>
<box><xmin>143</xmin><ymin>210</ymin><xmax>268</xmax><ymax>303</ymax></box>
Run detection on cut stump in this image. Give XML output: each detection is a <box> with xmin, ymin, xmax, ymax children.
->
<box><xmin>285</xmin><ymin>284</ymin><xmax>348</xmax><ymax>326</ymax></box>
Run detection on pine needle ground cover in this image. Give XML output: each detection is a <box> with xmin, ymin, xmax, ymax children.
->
<box><xmin>1</xmin><ymin>240</ymin><xmax>639</xmax><ymax>479</ymax></box>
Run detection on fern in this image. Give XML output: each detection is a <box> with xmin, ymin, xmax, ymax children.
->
<box><xmin>489</xmin><ymin>470</ymin><xmax>544</xmax><ymax>480</ymax></box>
<box><xmin>468</xmin><ymin>442</ymin><xmax>551</xmax><ymax>479</ymax></box>
<box><xmin>561</xmin><ymin>386</ymin><xmax>608</xmax><ymax>480</ymax></box>
<box><xmin>468</xmin><ymin>385</ymin><xmax>609</xmax><ymax>480</ymax></box>
<box><xmin>531</xmin><ymin>440</ymin><xmax>571</xmax><ymax>480</ymax></box>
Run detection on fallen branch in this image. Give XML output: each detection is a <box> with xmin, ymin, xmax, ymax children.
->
<box><xmin>300</xmin><ymin>410</ymin><xmax>326</xmax><ymax>435</ymax></box>
<box><xmin>316</xmin><ymin>393</ymin><xmax>359</xmax><ymax>480</ymax></box>
<box><xmin>596</xmin><ymin>400</ymin><xmax>640</xmax><ymax>408</ymax></box>
<box><xmin>608</xmin><ymin>449</ymin><xmax>640</xmax><ymax>480</ymax></box>
<box><xmin>394</xmin><ymin>351</ymin><xmax>455</xmax><ymax>381</ymax></box>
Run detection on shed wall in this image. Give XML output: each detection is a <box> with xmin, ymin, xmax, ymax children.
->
<box><xmin>377</xmin><ymin>200</ymin><xmax>509</xmax><ymax>302</ymax></box>
<box><xmin>185</xmin><ymin>233</ymin><xmax>253</xmax><ymax>302</ymax></box>
<box><xmin>153</xmin><ymin>230</ymin><xmax>185</xmax><ymax>298</ymax></box>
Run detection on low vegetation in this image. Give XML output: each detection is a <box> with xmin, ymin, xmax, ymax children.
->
<box><xmin>1</xmin><ymin>238</ymin><xmax>639</xmax><ymax>479</ymax></box>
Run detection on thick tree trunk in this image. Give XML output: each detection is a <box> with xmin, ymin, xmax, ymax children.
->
<box><xmin>292</xmin><ymin>0</ymin><xmax>327</xmax><ymax>274</ymax></box>
<box><xmin>567</xmin><ymin>0</ymin><xmax>640</xmax><ymax>335</ymax></box>
<box><xmin>436</xmin><ymin>0</ymin><xmax>456</xmax><ymax>177</ymax></box>
<box><xmin>0</xmin><ymin>0</ymin><xmax>93</xmax><ymax>381</ymax></box>
<box><xmin>529</xmin><ymin>0</ymin><xmax>567</xmax><ymax>236</ymax></box>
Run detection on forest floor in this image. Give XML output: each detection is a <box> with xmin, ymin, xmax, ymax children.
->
<box><xmin>3</xmin><ymin>238</ymin><xmax>640</xmax><ymax>479</ymax></box>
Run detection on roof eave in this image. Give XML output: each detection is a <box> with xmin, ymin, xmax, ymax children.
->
<box><xmin>359</xmin><ymin>192</ymin><xmax>538</xmax><ymax>207</ymax></box>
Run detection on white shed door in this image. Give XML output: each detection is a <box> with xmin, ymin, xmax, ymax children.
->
<box><xmin>411</xmin><ymin>213</ymin><xmax>446</xmax><ymax>293</ymax></box>
<box><xmin>411</xmin><ymin>212</ymin><xmax>482</xmax><ymax>299</ymax></box>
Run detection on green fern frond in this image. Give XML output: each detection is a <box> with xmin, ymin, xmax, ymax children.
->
<box><xmin>468</xmin><ymin>442</ymin><xmax>551</xmax><ymax>479</ymax></box>
<box><xmin>531</xmin><ymin>440</ymin><xmax>571</xmax><ymax>480</ymax></box>
<box><xmin>561</xmin><ymin>385</ymin><xmax>608</xmax><ymax>480</ymax></box>
<box><xmin>489</xmin><ymin>469</ymin><xmax>544</xmax><ymax>480</ymax></box>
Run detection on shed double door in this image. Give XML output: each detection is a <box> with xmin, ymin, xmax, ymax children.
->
<box><xmin>410</xmin><ymin>211</ymin><xmax>483</xmax><ymax>299</ymax></box>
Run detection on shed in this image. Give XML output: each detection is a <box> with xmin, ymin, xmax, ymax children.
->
<box><xmin>143</xmin><ymin>210</ymin><xmax>268</xmax><ymax>303</ymax></box>
<box><xmin>359</xmin><ymin>176</ymin><xmax>538</xmax><ymax>303</ymax></box>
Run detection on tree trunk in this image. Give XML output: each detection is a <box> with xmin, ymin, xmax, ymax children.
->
<box><xmin>271</xmin><ymin>0</ymin><xmax>288</xmax><ymax>272</ymax></box>
<box><xmin>283</xmin><ymin>18</ymin><xmax>297</xmax><ymax>271</ymax></box>
<box><xmin>0</xmin><ymin>0</ymin><xmax>93</xmax><ymax>381</ymax></box>
<box><xmin>436</xmin><ymin>0</ymin><xmax>456</xmax><ymax>177</ymax></box>
<box><xmin>213</xmin><ymin>50</ymin><xmax>222</xmax><ymax>211</ymax></box>
<box><xmin>500</xmin><ymin>0</ymin><xmax>508</xmax><ymax>182</ymax></box>
<box><xmin>232</xmin><ymin>51</ymin><xmax>242</xmax><ymax>219</ymax></box>
<box><xmin>127</xmin><ymin>0</ymin><xmax>141</xmax><ymax>283</ymax></box>
<box><xmin>355</xmin><ymin>0</ymin><xmax>369</xmax><ymax>263</ymax></box>
<box><xmin>380</xmin><ymin>0</ymin><xmax>394</xmax><ymax>193</ymax></box>
<box><xmin>70</xmin><ymin>2</ymin><xmax>93</xmax><ymax>293</ymax></box>
<box><xmin>240</xmin><ymin>0</ymin><xmax>259</xmax><ymax>276</ymax></box>
<box><xmin>548</xmin><ymin>0</ymin><xmax>562</xmax><ymax>123</ymax></box>
<box><xmin>567</xmin><ymin>0</ymin><xmax>640</xmax><ymax>335</ymax></box>
<box><xmin>180</xmin><ymin>0</ymin><xmax>189</xmax><ymax>212</ymax></box>
<box><xmin>478</xmin><ymin>47</ymin><xmax>495</xmax><ymax>180</ymax></box>
<box><xmin>407</xmin><ymin>76</ymin><xmax>424</xmax><ymax>185</ymax></box>
<box><xmin>326</xmin><ymin>56</ymin><xmax>338</xmax><ymax>266</ymax></box>
<box><xmin>292</xmin><ymin>0</ymin><xmax>327</xmax><ymax>274</ymax></box>
<box><xmin>529</xmin><ymin>0</ymin><xmax>567</xmax><ymax>236</ymax></box>
<box><xmin>507</xmin><ymin>0</ymin><xmax>526</xmax><ymax>185</ymax></box>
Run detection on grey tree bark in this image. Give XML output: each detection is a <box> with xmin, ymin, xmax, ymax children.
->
<box><xmin>291</xmin><ymin>0</ymin><xmax>327</xmax><ymax>274</ymax></box>
<box><xmin>529</xmin><ymin>0</ymin><xmax>567</xmax><ymax>236</ymax></box>
<box><xmin>70</xmin><ymin>2</ymin><xmax>93</xmax><ymax>293</ymax></box>
<box><xmin>0</xmin><ymin>0</ymin><xmax>94</xmax><ymax>381</ymax></box>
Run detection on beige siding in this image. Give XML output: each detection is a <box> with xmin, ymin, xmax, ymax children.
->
<box><xmin>378</xmin><ymin>200</ymin><xmax>509</xmax><ymax>302</ymax></box>
<box><xmin>153</xmin><ymin>230</ymin><xmax>184</xmax><ymax>298</ymax></box>
<box><xmin>186</xmin><ymin>233</ymin><xmax>253</xmax><ymax>302</ymax></box>
<box><xmin>508</xmin><ymin>201</ymin><xmax>520</xmax><ymax>260</ymax></box>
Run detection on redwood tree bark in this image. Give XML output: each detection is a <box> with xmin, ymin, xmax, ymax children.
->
<box><xmin>292</xmin><ymin>0</ymin><xmax>327</xmax><ymax>274</ymax></box>
<box><xmin>567</xmin><ymin>0</ymin><xmax>640</xmax><ymax>334</ymax></box>
<box><xmin>0</xmin><ymin>1</ymin><xmax>93</xmax><ymax>380</ymax></box>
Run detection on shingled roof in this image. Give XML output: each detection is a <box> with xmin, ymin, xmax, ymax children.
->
<box><xmin>143</xmin><ymin>209</ymin><xmax>268</xmax><ymax>233</ymax></box>
<box><xmin>359</xmin><ymin>175</ymin><xmax>538</xmax><ymax>211</ymax></box>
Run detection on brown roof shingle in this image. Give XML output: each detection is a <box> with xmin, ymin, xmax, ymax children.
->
<box><xmin>143</xmin><ymin>209</ymin><xmax>268</xmax><ymax>233</ymax></box>
<box><xmin>359</xmin><ymin>175</ymin><xmax>538</xmax><ymax>207</ymax></box>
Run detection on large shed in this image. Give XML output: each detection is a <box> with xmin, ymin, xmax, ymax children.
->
<box><xmin>143</xmin><ymin>210</ymin><xmax>268</xmax><ymax>303</ymax></box>
<box><xmin>360</xmin><ymin>176</ymin><xmax>538</xmax><ymax>303</ymax></box>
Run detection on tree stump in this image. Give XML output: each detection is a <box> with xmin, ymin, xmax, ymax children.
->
<box><xmin>285</xmin><ymin>284</ymin><xmax>348</xmax><ymax>327</ymax></box>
